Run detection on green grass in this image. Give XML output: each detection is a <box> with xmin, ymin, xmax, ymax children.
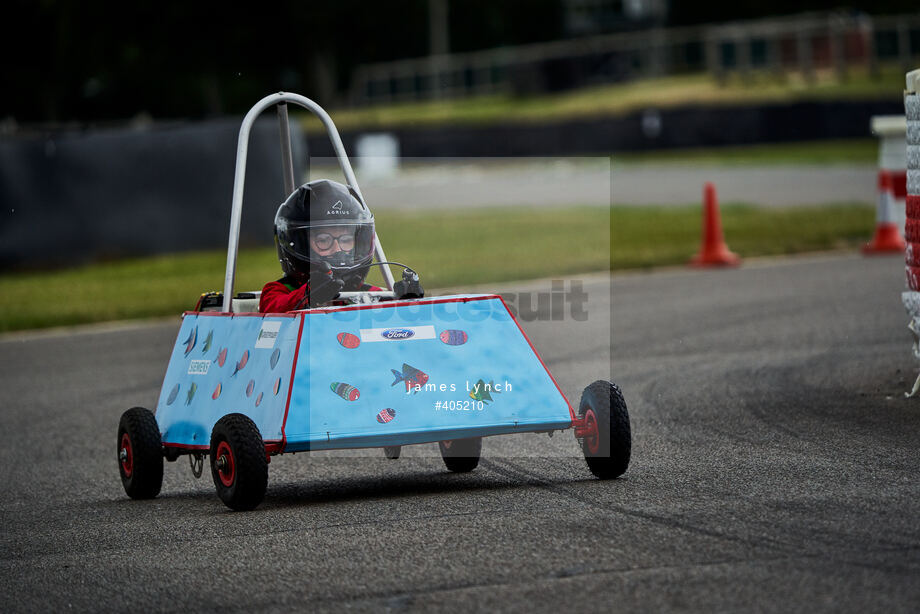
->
<box><xmin>608</xmin><ymin>203</ymin><xmax>872</xmax><ymax>269</ymax></box>
<box><xmin>0</xmin><ymin>204</ymin><xmax>874</xmax><ymax>333</ymax></box>
<box><xmin>299</xmin><ymin>66</ymin><xmax>907</xmax><ymax>132</ymax></box>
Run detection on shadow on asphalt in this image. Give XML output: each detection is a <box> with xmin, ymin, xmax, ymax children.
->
<box><xmin>101</xmin><ymin>459</ymin><xmax>609</xmax><ymax>513</ymax></box>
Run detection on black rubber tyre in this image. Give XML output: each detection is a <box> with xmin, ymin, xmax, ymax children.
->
<box><xmin>209</xmin><ymin>413</ymin><xmax>268</xmax><ymax>511</ymax></box>
<box><xmin>384</xmin><ymin>446</ymin><xmax>401</xmax><ymax>460</ymax></box>
<box><xmin>117</xmin><ymin>407</ymin><xmax>163</xmax><ymax>499</ymax></box>
<box><xmin>438</xmin><ymin>437</ymin><xmax>482</xmax><ymax>473</ymax></box>
<box><xmin>579</xmin><ymin>380</ymin><xmax>631</xmax><ymax>479</ymax></box>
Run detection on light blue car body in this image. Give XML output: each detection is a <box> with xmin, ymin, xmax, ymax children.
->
<box><xmin>155</xmin><ymin>294</ymin><xmax>574</xmax><ymax>452</ymax></box>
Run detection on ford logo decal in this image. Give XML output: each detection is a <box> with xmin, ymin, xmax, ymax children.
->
<box><xmin>381</xmin><ymin>328</ymin><xmax>414</xmax><ymax>340</ymax></box>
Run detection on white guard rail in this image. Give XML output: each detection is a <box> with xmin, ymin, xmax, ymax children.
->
<box><xmin>222</xmin><ymin>92</ymin><xmax>395</xmax><ymax>312</ymax></box>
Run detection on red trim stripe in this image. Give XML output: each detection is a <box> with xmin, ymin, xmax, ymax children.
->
<box><xmin>296</xmin><ymin>294</ymin><xmax>499</xmax><ymax>315</ymax></box>
<box><xmin>185</xmin><ymin>296</ymin><xmax>497</xmax><ymax>318</ymax></box>
<box><xmin>183</xmin><ymin>311</ymin><xmax>297</xmax><ymax>318</ymax></box>
<box><xmin>280</xmin><ymin>314</ymin><xmax>306</xmax><ymax>452</ymax></box>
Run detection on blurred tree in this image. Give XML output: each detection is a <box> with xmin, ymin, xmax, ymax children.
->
<box><xmin>668</xmin><ymin>1</ymin><xmax>919</xmax><ymax>25</ymax></box>
<box><xmin>1</xmin><ymin>0</ymin><xmax>917</xmax><ymax>122</ymax></box>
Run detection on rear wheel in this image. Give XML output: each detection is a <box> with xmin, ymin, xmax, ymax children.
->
<box><xmin>578</xmin><ymin>380</ymin><xmax>631</xmax><ymax>479</ymax></box>
<box><xmin>384</xmin><ymin>446</ymin><xmax>401</xmax><ymax>460</ymax></box>
<box><xmin>209</xmin><ymin>414</ymin><xmax>268</xmax><ymax>511</ymax></box>
<box><xmin>117</xmin><ymin>407</ymin><xmax>163</xmax><ymax>499</ymax></box>
<box><xmin>438</xmin><ymin>437</ymin><xmax>482</xmax><ymax>473</ymax></box>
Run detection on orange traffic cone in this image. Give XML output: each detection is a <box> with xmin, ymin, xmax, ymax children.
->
<box><xmin>863</xmin><ymin>169</ymin><xmax>906</xmax><ymax>254</ymax></box>
<box><xmin>690</xmin><ymin>182</ymin><xmax>741</xmax><ymax>267</ymax></box>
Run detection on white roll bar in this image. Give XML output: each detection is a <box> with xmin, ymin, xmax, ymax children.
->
<box><xmin>222</xmin><ymin>92</ymin><xmax>395</xmax><ymax>312</ymax></box>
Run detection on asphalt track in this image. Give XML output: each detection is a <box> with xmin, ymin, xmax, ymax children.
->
<box><xmin>1</xmin><ymin>253</ymin><xmax>919</xmax><ymax>612</ymax></box>
<box><xmin>322</xmin><ymin>160</ymin><xmax>878</xmax><ymax>208</ymax></box>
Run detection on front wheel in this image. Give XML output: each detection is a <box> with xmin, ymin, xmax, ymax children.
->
<box><xmin>578</xmin><ymin>380</ymin><xmax>631</xmax><ymax>479</ymax></box>
<box><xmin>209</xmin><ymin>414</ymin><xmax>268</xmax><ymax>511</ymax></box>
<box><xmin>438</xmin><ymin>437</ymin><xmax>482</xmax><ymax>473</ymax></box>
<box><xmin>117</xmin><ymin>407</ymin><xmax>163</xmax><ymax>499</ymax></box>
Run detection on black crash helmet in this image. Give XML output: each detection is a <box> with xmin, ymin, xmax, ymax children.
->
<box><xmin>273</xmin><ymin>179</ymin><xmax>376</xmax><ymax>284</ymax></box>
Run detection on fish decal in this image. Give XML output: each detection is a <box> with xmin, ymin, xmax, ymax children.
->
<box><xmin>245</xmin><ymin>379</ymin><xmax>255</xmax><ymax>398</ymax></box>
<box><xmin>391</xmin><ymin>363</ymin><xmax>429</xmax><ymax>393</ymax></box>
<box><xmin>376</xmin><ymin>408</ymin><xmax>396</xmax><ymax>424</ymax></box>
<box><xmin>331</xmin><ymin>382</ymin><xmax>360</xmax><ymax>401</ymax></box>
<box><xmin>255</xmin><ymin>392</ymin><xmax>263</xmax><ymax>407</ymax></box>
<box><xmin>469</xmin><ymin>379</ymin><xmax>501</xmax><ymax>404</ymax></box>
<box><xmin>183</xmin><ymin>326</ymin><xmax>197</xmax><ymax>356</ymax></box>
<box><xmin>439</xmin><ymin>329</ymin><xmax>468</xmax><ymax>346</ymax></box>
<box><xmin>270</xmin><ymin>348</ymin><xmax>281</xmax><ymax>369</ymax></box>
<box><xmin>166</xmin><ymin>383</ymin><xmax>180</xmax><ymax>405</ymax></box>
<box><xmin>337</xmin><ymin>332</ymin><xmax>361</xmax><ymax>349</ymax></box>
<box><xmin>231</xmin><ymin>350</ymin><xmax>249</xmax><ymax>376</ymax></box>
<box><xmin>211</xmin><ymin>382</ymin><xmax>222</xmax><ymax>400</ymax></box>
<box><xmin>202</xmin><ymin>330</ymin><xmax>213</xmax><ymax>353</ymax></box>
<box><xmin>185</xmin><ymin>382</ymin><xmax>198</xmax><ymax>405</ymax></box>
<box><xmin>216</xmin><ymin>347</ymin><xmax>228</xmax><ymax>367</ymax></box>
<box><xmin>273</xmin><ymin>378</ymin><xmax>282</xmax><ymax>396</ymax></box>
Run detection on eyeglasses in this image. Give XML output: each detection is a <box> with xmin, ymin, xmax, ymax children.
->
<box><xmin>312</xmin><ymin>232</ymin><xmax>355</xmax><ymax>251</ymax></box>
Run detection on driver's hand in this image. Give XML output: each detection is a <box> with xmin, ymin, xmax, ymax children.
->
<box><xmin>394</xmin><ymin>268</ymin><xmax>424</xmax><ymax>300</ymax></box>
<box><xmin>307</xmin><ymin>276</ymin><xmax>345</xmax><ymax>306</ymax></box>
<box><xmin>300</xmin><ymin>262</ymin><xmax>344</xmax><ymax>307</ymax></box>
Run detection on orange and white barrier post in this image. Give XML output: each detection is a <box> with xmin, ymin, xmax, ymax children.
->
<box><xmin>899</xmin><ymin>69</ymin><xmax>920</xmax><ymax>395</ymax></box>
<box><xmin>865</xmin><ymin>115</ymin><xmax>907</xmax><ymax>253</ymax></box>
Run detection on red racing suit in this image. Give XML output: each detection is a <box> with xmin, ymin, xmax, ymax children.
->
<box><xmin>259</xmin><ymin>276</ymin><xmax>381</xmax><ymax>313</ymax></box>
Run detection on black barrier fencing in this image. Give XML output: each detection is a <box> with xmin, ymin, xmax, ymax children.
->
<box><xmin>1</xmin><ymin>99</ymin><xmax>902</xmax><ymax>271</ymax></box>
<box><xmin>0</xmin><ymin>118</ymin><xmax>307</xmax><ymax>271</ymax></box>
<box><xmin>307</xmin><ymin>99</ymin><xmax>904</xmax><ymax>158</ymax></box>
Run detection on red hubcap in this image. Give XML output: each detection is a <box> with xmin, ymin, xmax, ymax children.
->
<box><xmin>120</xmin><ymin>433</ymin><xmax>134</xmax><ymax>477</ymax></box>
<box><xmin>583</xmin><ymin>410</ymin><xmax>600</xmax><ymax>455</ymax></box>
<box><xmin>216</xmin><ymin>441</ymin><xmax>235</xmax><ymax>487</ymax></box>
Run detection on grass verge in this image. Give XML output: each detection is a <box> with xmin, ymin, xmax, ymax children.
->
<box><xmin>298</xmin><ymin>66</ymin><xmax>907</xmax><ymax>132</ymax></box>
<box><xmin>0</xmin><ymin>204</ymin><xmax>873</xmax><ymax>332</ymax></box>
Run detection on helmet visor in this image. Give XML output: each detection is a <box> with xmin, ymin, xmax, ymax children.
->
<box><xmin>277</xmin><ymin>220</ymin><xmax>375</xmax><ymax>269</ymax></box>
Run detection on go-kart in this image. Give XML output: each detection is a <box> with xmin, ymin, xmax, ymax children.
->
<box><xmin>116</xmin><ymin>92</ymin><xmax>631</xmax><ymax>510</ymax></box>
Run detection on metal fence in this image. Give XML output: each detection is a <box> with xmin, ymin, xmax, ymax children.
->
<box><xmin>349</xmin><ymin>11</ymin><xmax>920</xmax><ymax>105</ymax></box>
